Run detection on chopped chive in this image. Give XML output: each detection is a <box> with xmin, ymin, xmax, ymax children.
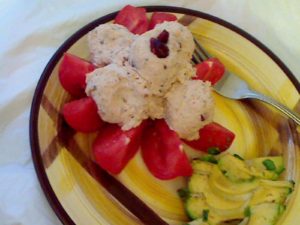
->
<box><xmin>233</xmin><ymin>154</ymin><xmax>244</xmax><ymax>160</ymax></box>
<box><xmin>207</xmin><ymin>147</ymin><xmax>221</xmax><ymax>155</ymax></box>
<box><xmin>263</xmin><ymin>159</ymin><xmax>276</xmax><ymax>171</ymax></box>
<box><xmin>279</xmin><ymin>205</ymin><xmax>286</xmax><ymax>215</ymax></box>
<box><xmin>202</xmin><ymin>209</ymin><xmax>209</xmax><ymax>221</ymax></box>
<box><xmin>244</xmin><ymin>206</ymin><xmax>251</xmax><ymax>217</ymax></box>
<box><xmin>177</xmin><ymin>188</ymin><xmax>190</xmax><ymax>200</ymax></box>
<box><xmin>201</xmin><ymin>155</ymin><xmax>218</xmax><ymax>164</ymax></box>
<box><xmin>221</xmin><ymin>170</ymin><xmax>227</xmax><ymax>175</ymax></box>
<box><xmin>276</xmin><ymin>166</ymin><xmax>285</xmax><ymax>175</ymax></box>
<box><xmin>288</xmin><ymin>188</ymin><xmax>293</xmax><ymax>194</ymax></box>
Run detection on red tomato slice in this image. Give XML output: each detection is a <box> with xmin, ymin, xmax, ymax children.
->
<box><xmin>59</xmin><ymin>53</ymin><xmax>95</xmax><ymax>97</ymax></box>
<box><xmin>93</xmin><ymin>122</ymin><xmax>146</xmax><ymax>174</ymax></box>
<box><xmin>141</xmin><ymin>120</ymin><xmax>192</xmax><ymax>180</ymax></box>
<box><xmin>149</xmin><ymin>12</ymin><xmax>177</xmax><ymax>30</ymax></box>
<box><xmin>114</xmin><ymin>5</ymin><xmax>149</xmax><ymax>35</ymax></box>
<box><xmin>194</xmin><ymin>58</ymin><xmax>225</xmax><ymax>85</ymax></box>
<box><xmin>184</xmin><ymin>122</ymin><xmax>235</xmax><ymax>152</ymax></box>
<box><xmin>62</xmin><ymin>97</ymin><xmax>103</xmax><ymax>133</ymax></box>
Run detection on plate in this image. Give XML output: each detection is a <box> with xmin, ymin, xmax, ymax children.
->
<box><xmin>30</xmin><ymin>6</ymin><xmax>300</xmax><ymax>225</ymax></box>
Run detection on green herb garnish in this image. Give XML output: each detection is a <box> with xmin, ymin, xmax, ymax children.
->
<box><xmin>279</xmin><ymin>205</ymin><xmax>286</xmax><ymax>215</ymax></box>
<box><xmin>233</xmin><ymin>154</ymin><xmax>244</xmax><ymax>160</ymax></box>
<box><xmin>244</xmin><ymin>206</ymin><xmax>251</xmax><ymax>217</ymax></box>
<box><xmin>263</xmin><ymin>159</ymin><xmax>276</xmax><ymax>171</ymax></box>
<box><xmin>201</xmin><ymin>155</ymin><xmax>218</xmax><ymax>164</ymax></box>
<box><xmin>202</xmin><ymin>209</ymin><xmax>209</xmax><ymax>221</ymax></box>
<box><xmin>276</xmin><ymin>166</ymin><xmax>285</xmax><ymax>175</ymax></box>
<box><xmin>207</xmin><ymin>147</ymin><xmax>221</xmax><ymax>155</ymax></box>
<box><xmin>177</xmin><ymin>188</ymin><xmax>190</xmax><ymax>200</ymax></box>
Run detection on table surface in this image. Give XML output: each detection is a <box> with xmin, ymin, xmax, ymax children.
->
<box><xmin>1</xmin><ymin>1</ymin><xmax>299</xmax><ymax>224</ymax></box>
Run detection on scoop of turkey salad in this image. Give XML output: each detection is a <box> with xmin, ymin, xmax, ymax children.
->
<box><xmin>86</xmin><ymin>21</ymin><xmax>214</xmax><ymax>140</ymax></box>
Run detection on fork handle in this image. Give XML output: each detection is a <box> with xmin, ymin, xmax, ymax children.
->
<box><xmin>248</xmin><ymin>92</ymin><xmax>300</xmax><ymax>125</ymax></box>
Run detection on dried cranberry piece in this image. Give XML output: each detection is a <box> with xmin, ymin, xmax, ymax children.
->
<box><xmin>157</xmin><ymin>30</ymin><xmax>169</xmax><ymax>44</ymax></box>
<box><xmin>150</xmin><ymin>38</ymin><xmax>169</xmax><ymax>58</ymax></box>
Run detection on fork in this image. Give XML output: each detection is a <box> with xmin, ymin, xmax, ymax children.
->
<box><xmin>193</xmin><ymin>38</ymin><xmax>300</xmax><ymax>125</ymax></box>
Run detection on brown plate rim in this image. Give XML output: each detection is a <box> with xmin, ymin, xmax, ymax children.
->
<box><xmin>29</xmin><ymin>5</ymin><xmax>300</xmax><ymax>225</ymax></box>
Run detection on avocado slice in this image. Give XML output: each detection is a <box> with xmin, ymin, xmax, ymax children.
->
<box><xmin>209</xmin><ymin>166</ymin><xmax>259</xmax><ymax>195</ymax></box>
<box><xmin>188</xmin><ymin>174</ymin><xmax>209</xmax><ymax>193</ymax></box>
<box><xmin>192</xmin><ymin>160</ymin><xmax>214</xmax><ymax>175</ymax></box>
<box><xmin>246</xmin><ymin>156</ymin><xmax>285</xmax><ymax>180</ymax></box>
<box><xmin>185</xmin><ymin>196</ymin><xmax>209</xmax><ymax>220</ymax></box>
<box><xmin>248</xmin><ymin>203</ymin><xmax>283</xmax><ymax>225</ymax></box>
<box><xmin>209</xmin><ymin>178</ymin><xmax>253</xmax><ymax>202</ymax></box>
<box><xmin>250</xmin><ymin>185</ymin><xmax>292</xmax><ymax>205</ymax></box>
<box><xmin>218</xmin><ymin>154</ymin><xmax>254</xmax><ymax>182</ymax></box>
<box><xmin>205</xmin><ymin>184</ymin><xmax>246</xmax><ymax>211</ymax></box>
<box><xmin>247</xmin><ymin>156</ymin><xmax>284</xmax><ymax>174</ymax></box>
<box><xmin>259</xmin><ymin>179</ymin><xmax>295</xmax><ymax>189</ymax></box>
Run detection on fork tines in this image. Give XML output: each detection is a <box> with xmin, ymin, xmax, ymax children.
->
<box><xmin>192</xmin><ymin>38</ymin><xmax>210</xmax><ymax>64</ymax></box>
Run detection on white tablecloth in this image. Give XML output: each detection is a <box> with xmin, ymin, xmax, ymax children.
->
<box><xmin>1</xmin><ymin>0</ymin><xmax>299</xmax><ymax>224</ymax></box>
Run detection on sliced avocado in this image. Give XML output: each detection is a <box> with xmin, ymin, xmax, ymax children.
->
<box><xmin>204</xmin><ymin>184</ymin><xmax>246</xmax><ymax>211</ymax></box>
<box><xmin>188</xmin><ymin>174</ymin><xmax>209</xmax><ymax>193</ymax></box>
<box><xmin>218</xmin><ymin>154</ymin><xmax>254</xmax><ymax>182</ymax></box>
<box><xmin>209</xmin><ymin>178</ymin><xmax>253</xmax><ymax>202</ymax></box>
<box><xmin>185</xmin><ymin>196</ymin><xmax>209</xmax><ymax>220</ymax></box>
<box><xmin>247</xmin><ymin>156</ymin><xmax>284</xmax><ymax>174</ymax></box>
<box><xmin>246</xmin><ymin>156</ymin><xmax>285</xmax><ymax>180</ymax></box>
<box><xmin>248</xmin><ymin>203</ymin><xmax>283</xmax><ymax>225</ymax></box>
<box><xmin>192</xmin><ymin>160</ymin><xmax>214</xmax><ymax>175</ymax></box>
<box><xmin>250</xmin><ymin>185</ymin><xmax>291</xmax><ymax>205</ymax></box>
<box><xmin>209</xmin><ymin>166</ymin><xmax>259</xmax><ymax>195</ymax></box>
<box><xmin>260</xmin><ymin>179</ymin><xmax>295</xmax><ymax>189</ymax></box>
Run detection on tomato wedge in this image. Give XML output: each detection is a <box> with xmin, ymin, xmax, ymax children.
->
<box><xmin>62</xmin><ymin>97</ymin><xmax>103</xmax><ymax>133</ymax></box>
<box><xmin>194</xmin><ymin>58</ymin><xmax>225</xmax><ymax>85</ymax></box>
<box><xmin>114</xmin><ymin>5</ymin><xmax>149</xmax><ymax>35</ymax></box>
<box><xmin>141</xmin><ymin>120</ymin><xmax>192</xmax><ymax>180</ymax></box>
<box><xmin>149</xmin><ymin>12</ymin><xmax>177</xmax><ymax>30</ymax></box>
<box><xmin>59</xmin><ymin>53</ymin><xmax>95</xmax><ymax>97</ymax></box>
<box><xmin>93</xmin><ymin>122</ymin><xmax>146</xmax><ymax>174</ymax></box>
<box><xmin>184</xmin><ymin>122</ymin><xmax>235</xmax><ymax>152</ymax></box>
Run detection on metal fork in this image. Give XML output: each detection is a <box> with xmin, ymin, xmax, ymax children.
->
<box><xmin>193</xmin><ymin>38</ymin><xmax>300</xmax><ymax>125</ymax></box>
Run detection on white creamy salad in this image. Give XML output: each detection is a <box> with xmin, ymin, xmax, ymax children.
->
<box><xmin>85</xmin><ymin>21</ymin><xmax>214</xmax><ymax>140</ymax></box>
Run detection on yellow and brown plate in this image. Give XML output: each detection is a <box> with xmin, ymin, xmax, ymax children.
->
<box><xmin>30</xmin><ymin>6</ymin><xmax>300</xmax><ymax>225</ymax></box>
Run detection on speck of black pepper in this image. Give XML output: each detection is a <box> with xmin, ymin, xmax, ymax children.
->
<box><xmin>100</xmin><ymin>40</ymin><xmax>104</xmax><ymax>45</ymax></box>
<box><xmin>145</xmin><ymin>58</ymin><xmax>149</xmax><ymax>62</ymax></box>
<box><xmin>200</xmin><ymin>115</ymin><xmax>205</xmax><ymax>121</ymax></box>
<box><xmin>179</xmin><ymin>42</ymin><xmax>182</xmax><ymax>49</ymax></box>
<box><xmin>163</xmin><ymin>65</ymin><xmax>167</xmax><ymax>69</ymax></box>
<box><xmin>122</xmin><ymin>98</ymin><xmax>127</xmax><ymax>103</ymax></box>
